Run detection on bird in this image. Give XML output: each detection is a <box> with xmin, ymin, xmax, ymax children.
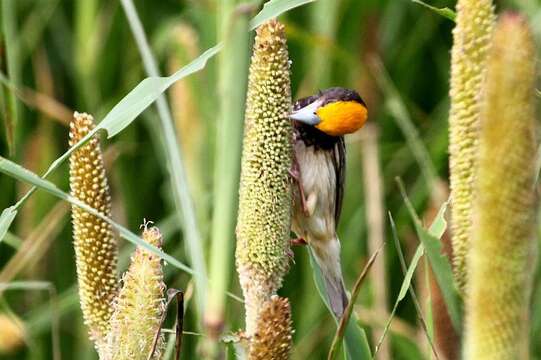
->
<box><xmin>289</xmin><ymin>87</ymin><xmax>368</xmax><ymax>319</ymax></box>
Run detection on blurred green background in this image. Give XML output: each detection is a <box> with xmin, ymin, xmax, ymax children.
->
<box><xmin>0</xmin><ymin>0</ymin><xmax>540</xmax><ymax>359</ymax></box>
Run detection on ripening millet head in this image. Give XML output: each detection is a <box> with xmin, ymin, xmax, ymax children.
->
<box><xmin>69</xmin><ymin>112</ymin><xmax>118</xmax><ymax>350</ymax></box>
<box><xmin>235</xmin><ymin>19</ymin><xmax>293</xmax><ymax>336</ymax></box>
<box><xmin>105</xmin><ymin>224</ymin><xmax>166</xmax><ymax>360</ymax></box>
<box><xmin>464</xmin><ymin>13</ymin><xmax>538</xmax><ymax>360</ymax></box>
<box><xmin>0</xmin><ymin>314</ymin><xmax>25</xmax><ymax>354</ymax></box>
<box><xmin>248</xmin><ymin>296</ymin><xmax>293</xmax><ymax>360</ymax></box>
<box><xmin>448</xmin><ymin>0</ymin><xmax>495</xmax><ymax>293</ymax></box>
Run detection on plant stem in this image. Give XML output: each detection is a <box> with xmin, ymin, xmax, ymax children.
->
<box><xmin>205</xmin><ymin>0</ymin><xmax>251</xmax><ymax>341</ymax></box>
<box><xmin>120</xmin><ymin>0</ymin><xmax>208</xmax><ymax>320</ymax></box>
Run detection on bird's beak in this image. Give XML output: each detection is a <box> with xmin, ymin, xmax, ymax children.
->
<box><xmin>289</xmin><ymin>100</ymin><xmax>322</xmax><ymax>125</ymax></box>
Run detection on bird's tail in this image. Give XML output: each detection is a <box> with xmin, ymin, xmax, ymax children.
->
<box><xmin>311</xmin><ymin>238</ymin><xmax>348</xmax><ymax>319</ymax></box>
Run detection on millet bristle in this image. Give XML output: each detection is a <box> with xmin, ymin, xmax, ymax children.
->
<box><xmin>105</xmin><ymin>225</ymin><xmax>166</xmax><ymax>360</ymax></box>
<box><xmin>448</xmin><ymin>0</ymin><xmax>495</xmax><ymax>293</ymax></box>
<box><xmin>235</xmin><ymin>19</ymin><xmax>293</xmax><ymax>336</ymax></box>
<box><xmin>69</xmin><ymin>112</ymin><xmax>118</xmax><ymax>350</ymax></box>
<box><xmin>464</xmin><ymin>13</ymin><xmax>538</xmax><ymax>360</ymax></box>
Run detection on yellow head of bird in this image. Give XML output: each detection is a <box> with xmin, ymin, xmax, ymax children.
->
<box><xmin>290</xmin><ymin>88</ymin><xmax>368</xmax><ymax>136</ymax></box>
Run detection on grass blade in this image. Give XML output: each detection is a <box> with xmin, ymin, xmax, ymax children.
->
<box><xmin>0</xmin><ymin>156</ymin><xmax>195</xmax><ymax>275</ymax></box>
<box><xmin>120</xmin><ymin>0</ymin><xmax>319</xmax><ymax>323</ymax></box>
<box><xmin>328</xmin><ymin>244</ymin><xmax>382</xmax><ymax>360</ymax></box>
<box><xmin>0</xmin><ymin>202</ymin><xmax>68</xmax><ymax>284</ymax></box>
<box><xmin>0</xmin><ymin>206</ymin><xmax>17</xmax><ymax>242</ymax></box>
<box><xmin>0</xmin><ymin>72</ymin><xmax>72</xmax><ymax>125</ymax></box>
<box><xmin>411</xmin><ymin>0</ymin><xmax>456</xmax><ymax>22</ymax></box>
<box><xmin>308</xmin><ymin>247</ymin><xmax>372</xmax><ymax>360</ymax></box>
<box><xmin>101</xmin><ymin>45</ymin><xmax>222</xmax><ymax>139</ymax></box>
<box><xmin>0</xmin><ymin>0</ymin><xmax>318</xmax><ymax>236</ymax></box>
<box><xmin>1</xmin><ymin>0</ymin><xmax>20</xmax><ymax>155</ymax></box>
<box><xmin>250</xmin><ymin>0</ymin><xmax>317</xmax><ymax>29</ymax></box>
<box><xmin>206</xmin><ymin>0</ymin><xmax>251</xmax><ymax>340</ymax></box>
<box><xmin>375</xmin><ymin>241</ymin><xmax>424</xmax><ymax>357</ymax></box>
<box><xmin>359</xmin><ymin>124</ymin><xmax>390</xmax><ymax>359</ymax></box>
<box><xmin>0</xmin><ymin>43</ymin><xmax>222</xmax><ymax>223</ymax></box>
<box><xmin>396</xmin><ymin>179</ymin><xmax>462</xmax><ymax>332</ymax></box>
<box><xmin>2</xmin><ymin>231</ymin><xmax>22</xmax><ymax>249</ymax></box>
<box><xmin>120</xmin><ymin>0</ymin><xmax>209</xmax><ymax>316</ymax></box>
<box><xmin>389</xmin><ymin>213</ymin><xmax>439</xmax><ymax>359</ymax></box>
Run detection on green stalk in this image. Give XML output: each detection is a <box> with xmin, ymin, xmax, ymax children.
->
<box><xmin>1</xmin><ymin>0</ymin><xmax>20</xmax><ymax>155</ymax></box>
<box><xmin>205</xmin><ymin>0</ymin><xmax>251</xmax><ymax>339</ymax></box>
<box><xmin>307</xmin><ymin>0</ymin><xmax>340</xmax><ymax>89</ymax></box>
<box><xmin>120</xmin><ymin>0</ymin><xmax>208</xmax><ymax>320</ymax></box>
<box><xmin>74</xmin><ymin>0</ymin><xmax>99</xmax><ymax>108</ymax></box>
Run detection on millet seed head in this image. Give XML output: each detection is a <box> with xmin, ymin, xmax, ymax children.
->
<box><xmin>69</xmin><ymin>112</ymin><xmax>118</xmax><ymax>351</ymax></box>
<box><xmin>464</xmin><ymin>14</ymin><xmax>538</xmax><ymax>360</ymax></box>
<box><xmin>448</xmin><ymin>0</ymin><xmax>495</xmax><ymax>294</ymax></box>
<box><xmin>248</xmin><ymin>296</ymin><xmax>293</xmax><ymax>360</ymax></box>
<box><xmin>105</xmin><ymin>225</ymin><xmax>166</xmax><ymax>360</ymax></box>
<box><xmin>235</xmin><ymin>19</ymin><xmax>293</xmax><ymax>336</ymax></box>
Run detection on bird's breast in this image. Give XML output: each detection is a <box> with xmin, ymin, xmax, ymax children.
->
<box><xmin>292</xmin><ymin>140</ymin><xmax>337</xmax><ymax>243</ymax></box>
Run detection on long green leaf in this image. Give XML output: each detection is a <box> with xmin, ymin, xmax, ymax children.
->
<box><xmin>1</xmin><ymin>0</ymin><xmax>20</xmax><ymax>155</ymax></box>
<box><xmin>0</xmin><ymin>156</ymin><xmax>195</xmax><ymax>275</ymax></box>
<box><xmin>207</xmin><ymin>0</ymin><xmax>252</xmax><ymax>334</ymax></box>
<box><xmin>328</xmin><ymin>246</ymin><xmax>381</xmax><ymax>360</ymax></box>
<box><xmin>411</xmin><ymin>0</ymin><xmax>456</xmax><ymax>22</ymax></box>
<box><xmin>101</xmin><ymin>46</ymin><xmax>222</xmax><ymax>138</ymax></box>
<box><xmin>120</xmin><ymin>0</ymin><xmax>211</xmax><ymax>315</ymax></box>
<box><xmin>51</xmin><ymin>44</ymin><xmax>223</xmax><ymax>171</ymax></box>
<box><xmin>0</xmin><ymin>206</ymin><xmax>17</xmax><ymax>243</ymax></box>
<box><xmin>375</xmin><ymin>242</ymin><xmax>424</xmax><ymax>356</ymax></box>
<box><xmin>308</xmin><ymin>248</ymin><xmax>372</xmax><ymax>360</ymax></box>
<box><xmin>389</xmin><ymin>213</ymin><xmax>439</xmax><ymax>359</ymax></box>
<box><xmin>2</xmin><ymin>231</ymin><xmax>22</xmax><ymax>249</ymax></box>
<box><xmin>0</xmin><ymin>43</ymin><xmax>222</xmax><ymax>232</ymax></box>
<box><xmin>0</xmin><ymin>0</ymin><xmax>318</xmax><ymax>242</ymax></box>
<box><xmin>250</xmin><ymin>0</ymin><xmax>317</xmax><ymax>29</ymax></box>
<box><xmin>0</xmin><ymin>280</ymin><xmax>54</xmax><ymax>291</ymax></box>
<box><xmin>397</xmin><ymin>180</ymin><xmax>462</xmax><ymax>332</ymax></box>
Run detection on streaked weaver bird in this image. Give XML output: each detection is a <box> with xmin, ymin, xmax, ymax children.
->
<box><xmin>289</xmin><ymin>87</ymin><xmax>368</xmax><ymax>318</ymax></box>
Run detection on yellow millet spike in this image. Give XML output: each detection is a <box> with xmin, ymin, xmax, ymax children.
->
<box><xmin>69</xmin><ymin>112</ymin><xmax>118</xmax><ymax>350</ymax></box>
<box><xmin>0</xmin><ymin>313</ymin><xmax>25</xmax><ymax>354</ymax></box>
<box><xmin>235</xmin><ymin>19</ymin><xmax>293</xmax><ymax>336</ymax></box>
<box><xmin>464</xmin><ymin>14</ymin><xmax>538</xmax><ymax>360</ymax></box>
<box><xmin>448</xmin><ymin>0</ymin><xmax>495</xmax><ymax>293</ymax></box>
<box><xmin>249</xmin><ymin>296</ymin><xmax>293</xmax><ymax>360</ymax></box>
<box><xmin>106</xmin><ymin>225</ymin><xmax>166</xmax><ymax>360</ymax></box>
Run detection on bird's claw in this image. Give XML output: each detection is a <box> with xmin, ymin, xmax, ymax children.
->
<box><xmin>290</xmin><ymin>237</ymin><xmax>307</xmax><ymax>246</ymax></box>
<box><xmin>288</xmin><ymin>167</ymin><xmax>300</xmax><ymax>181</ymax></box>
<box><xmin>289</xmin><ymin>158</ymin><xmax>310</xmax><ymax>217</ymax></box>
<box><xmin>286</xmin><ymin>248</ymin><xmax>295</xmax><ymax>264</ymax></box>
<box><xmin>287</xmin><ymin>238</ymin><xmax>307</xmax><ymax>263</ymax></box>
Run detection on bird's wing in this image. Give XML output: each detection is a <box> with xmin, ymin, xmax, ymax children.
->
<box><xmin>333</xmin><ymin>137</ymin><xmax>346</xmax><ymax>224</ymax></box>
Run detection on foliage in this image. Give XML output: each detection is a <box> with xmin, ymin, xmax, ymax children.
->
<box><xmin>0</xmin><ymin>0</ymin><xmax>540</xmax><ymax>359</ymax></box>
